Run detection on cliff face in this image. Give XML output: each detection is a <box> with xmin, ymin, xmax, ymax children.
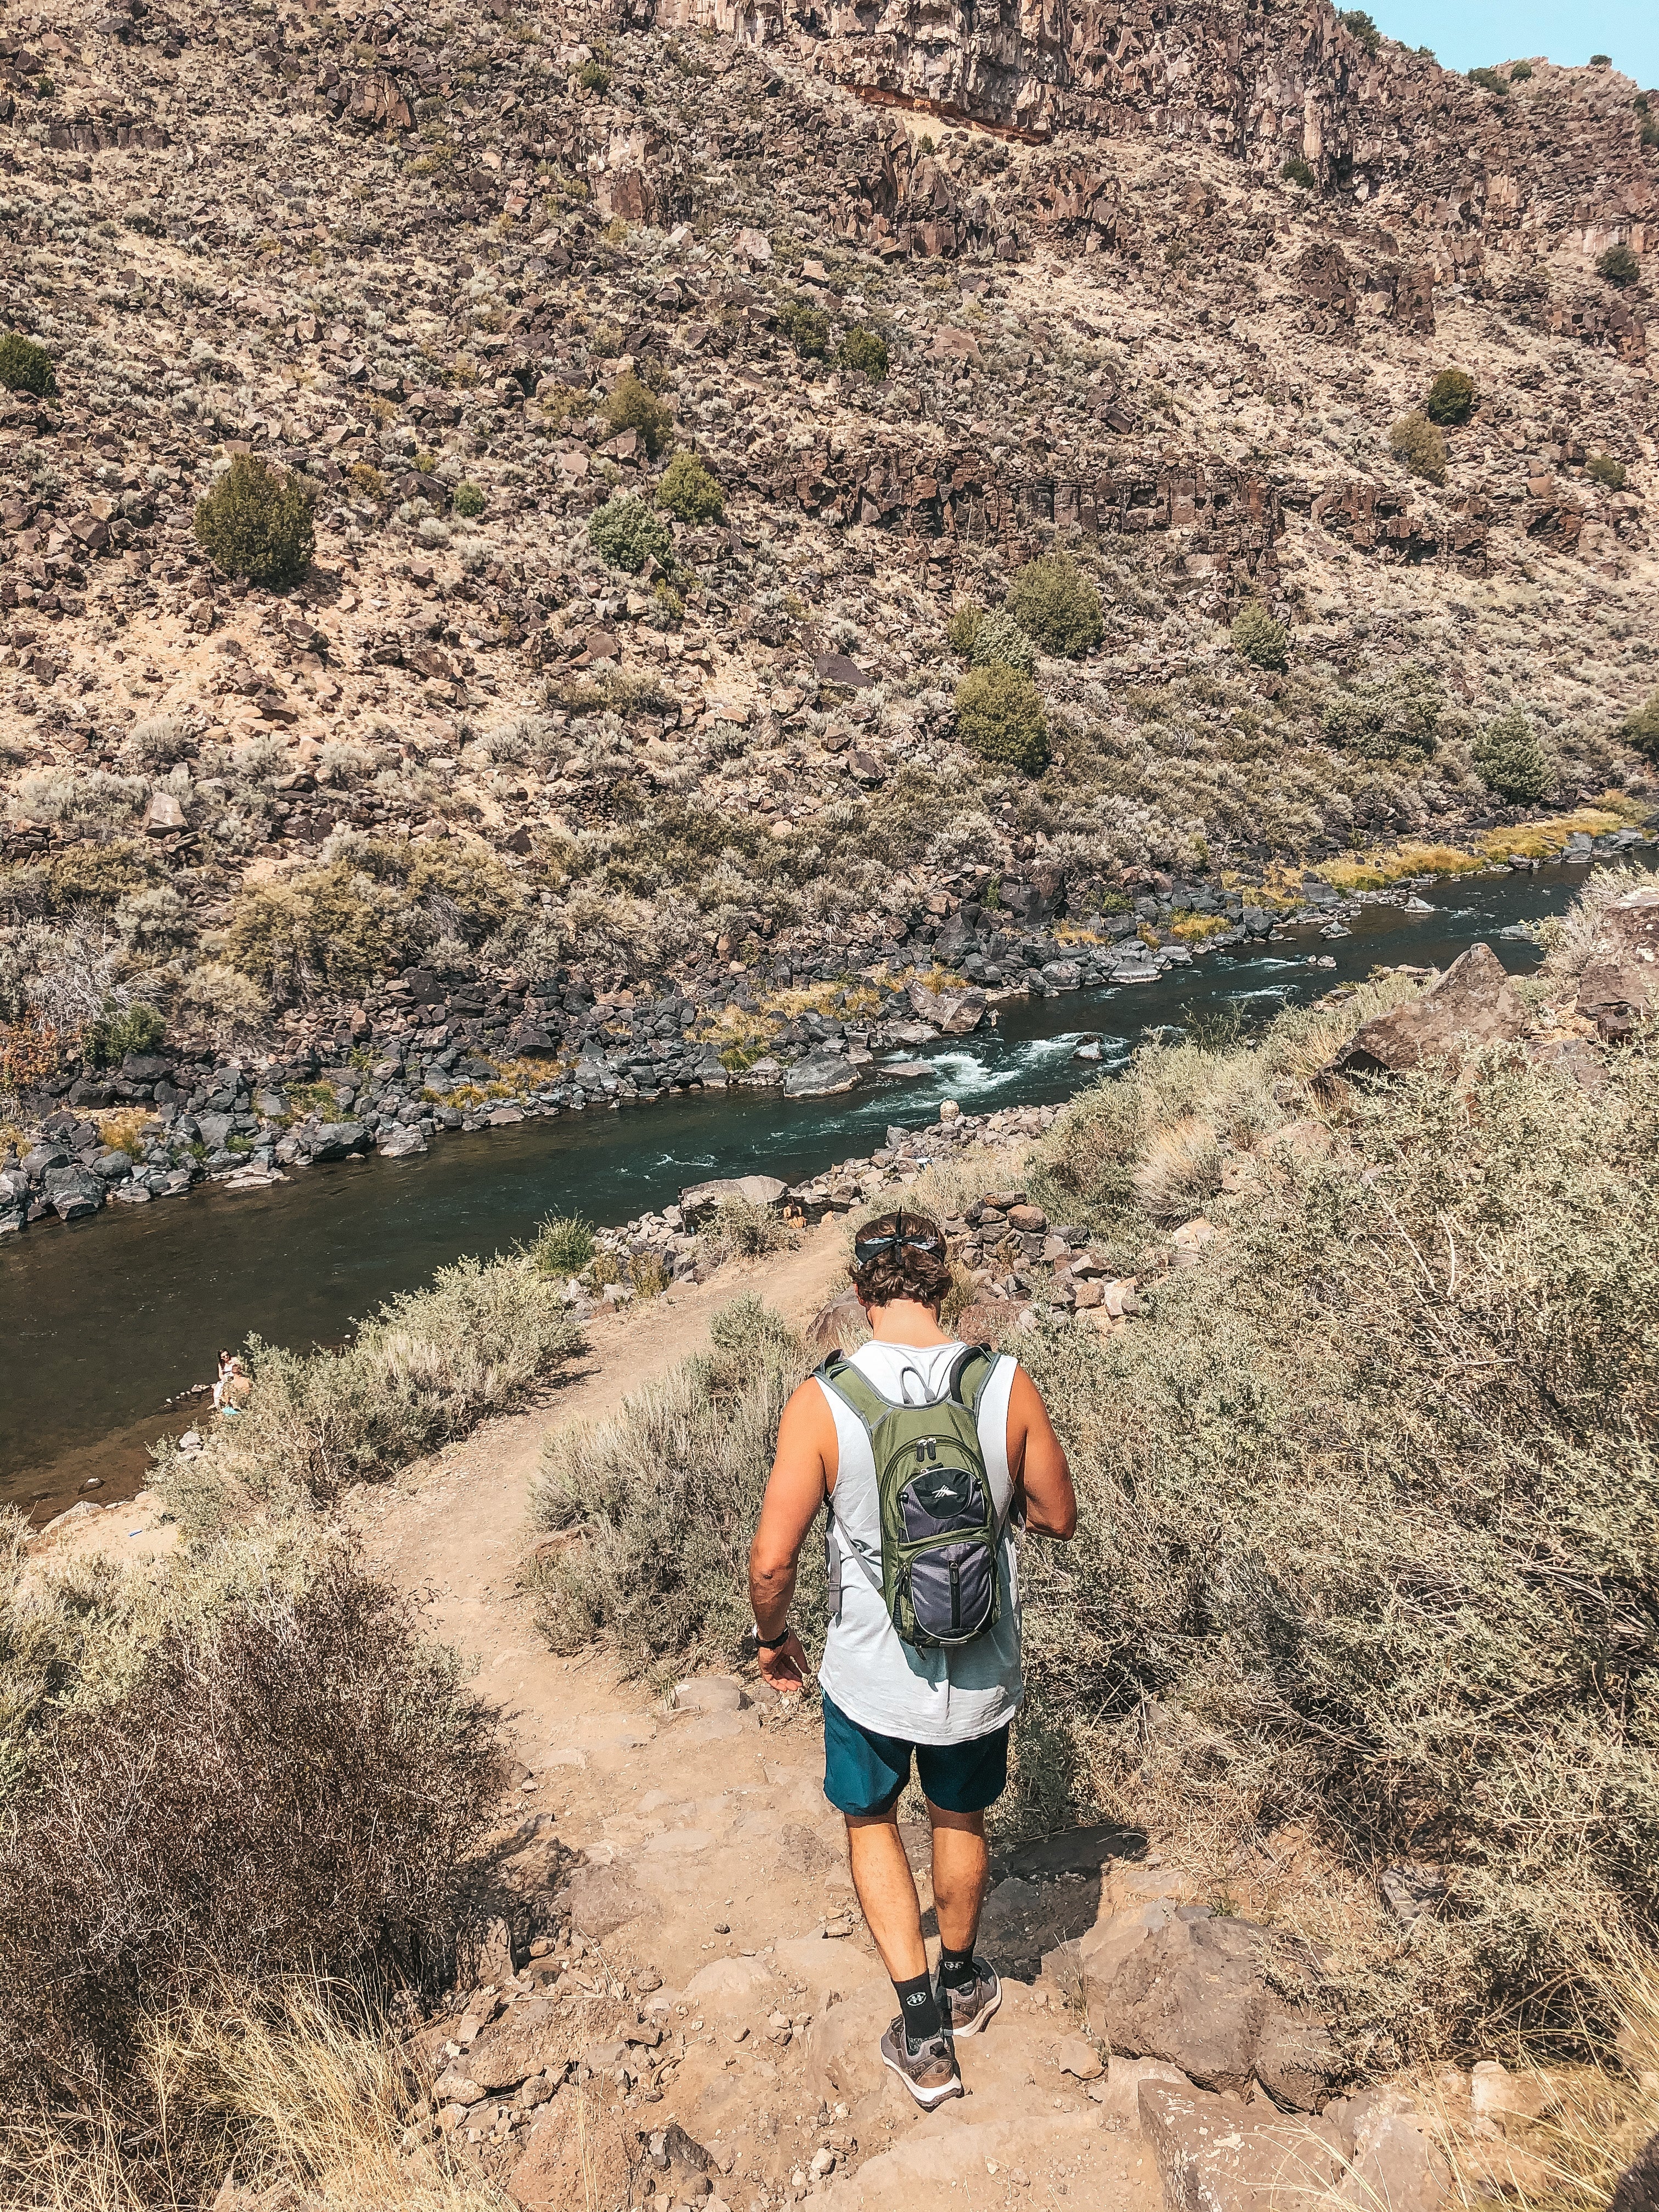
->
<box><xmin>1</xmin><ymin>0</ymin><xmax>1656</xmax><ymax>1143</ymax></box>
<box><xmin>651</xmin><ymin>0</ymin><xmax>1657</xmax><ymax>272</ymax></box>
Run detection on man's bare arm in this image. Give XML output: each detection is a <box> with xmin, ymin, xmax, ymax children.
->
<box><xmin>748</xmin><ymin>1379</ymin><xmax>836</xmax><ymax>1692</ymax></box>
<box><xmin>1007</xmin><ymin>1365</ymin><xmax>1076</xmax><ymax>1541</ymax></box>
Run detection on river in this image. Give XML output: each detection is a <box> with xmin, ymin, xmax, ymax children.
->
<box><xmin>0</xmin><ymin>860</ymin><xmax>1618</xmax><ymax>1516</ymax></box>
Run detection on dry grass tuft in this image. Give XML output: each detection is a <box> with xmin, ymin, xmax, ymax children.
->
<box><xmin>1131</xmin><ymin>1114</ymin><xmax>1224</xmax><ymax>1223</ymax></box>
<box><xmin>2</xmin><ymin>1975</ymin><xmax>511</xmax><ymax>2211</ymax></box>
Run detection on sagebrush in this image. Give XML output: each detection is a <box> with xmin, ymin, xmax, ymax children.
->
<box><xmin>163</xmin><ymin>1252</ymin><xmax>583</xmax><ymax>1531</ymax></box>
<box><xmin>0</xmin><ymin>1533</ymin><xmax>506</xmax><ymax>2145</ymax></box>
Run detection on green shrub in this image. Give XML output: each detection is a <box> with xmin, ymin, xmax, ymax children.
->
<box><xmin>839</xmin><ymin>325</ymin><xmax>889</xmax><ymax>380</ymax></box>
<box><xmin>970</xmin><ymin>610</ymin><xmax>1037</xmax><ymax>675</ymax></box>
<box><xmin>1510</xmin><ymin>58</ymin><xmax>1533</xmax><ymax>80</ymax></box>
<box><xmin>43</xmin><ymin>840</ymin><xmax>156</xmax><ymax>911</ymax></box>
<box><xmin>778</xmin><ymin>297</ymin><xmax>832</xmax><ymax>360</ymax></box>
<box><xmin>1004</xmin><ymin>552</ymin><xmax>1103</xmax><ymax>658</ymax></box>
<box><xmin>219</xmin><ymin>842</ymin><xmax>515</xmax><ymax>1007</ymax></box>
<box><xmin>955</xmin><ymin>664</ymin><xmax>1051</xmax><ymax>777</ymax></box>
<box><xmin>578</xmin><ymin>57</ymin><xmax>611</xmax><ymax>92</ymax></box>
<box><xmin>656</xmin><ymin>449</ymin><xmax>724</xmax><ymax>523</ymax></box>
<box><xmin>1017</xmin><ymin>1011</ymin><xmax>1659</xmax><ymax>2050</ymax></box>
<box><xmin>1338</xmin><ymin>8</ymin><xmax>1381</xmax><ymax>52</ymax></box>
<box><xmin>1590</xmin><ymin>52</ymin><xmax>1611</xmax><ymax>66</ymax></box>
<box><xmin>529</xmin><ymin>1296</ymin><xmax>815</xmax><ymax>1666</ymax></box>
<box><xmin>1621</xmin><ymin>689</ymin><xmax>1659</xmax><ymax>763</ymax></box>
<box><xmin>532</xmin><ymin>1212</ymin><xmax>596</xmax><ymax>1276</ymax></box>
<box><xmin>602</xmin><ymin>370</ymin><xmax>674</xmax><ymax>459</ymax></box>
<box><xmin>193</xmin><ymin>455</ymin><xmax>315</xmax><ymax>589</ymax></box>
<box><xmin>588</xmin><ymin>494</ymin><xmax>674</xmax><ymax>574</ymax></box>
<box><xmin>452</xmin><ymin>479</ymin><xmax>484</xmax><ymax>517</ymax></box>
<box><xmin>1390</xmin><ymin>410</ymin><xmax>1447</xmax><ymax>484</ymax></box>
<box><xmin>83</xmin><ymin>998</ymin><xmax>165</xmax><ymax>1068</ymax></box>
<box><xmin>0</xmin><ymin>330</ymin><xmax>56</xmax><ymax>398</ymax></box>
<box><xmin>1425</xmin><ymin>367</ymin><xmax>1477</xmax><ymax>425</ymax></box>
<box><xmin>1280</xmin><ymin>155</ymin><xmax>1316</xmax><ymax>187</ymax></box>
<box><xmin>947</xmin><ymin>603</ymin><xmax>986</xmax><ymax>657</ymax></box>
<box><xmin>1229</xmin><ymin>601</ymin><xmax>1289</xmax><ymax>672</ymax></box>
<box><xmin>1473</xmin><ymin>707</ymin><xmax>1556</xmax><ymax>803</ymax></box>
<box><xmin>1587</xmin><ymin>453</ymin><xmax>1628</xmax><ymax>490</ymax></box>
<box><xmin>1321</xmin><ymin>665</ymin><xmax>1442</xmax><ymax>759</ymax></box>
<box><xmin>0</xmin><ymin>1541</ymin><xmax>506</xmax><ymax>2125</ymax></box>
<box><xmin>223</xmin><ymin>863</ymin><xmax>410</xmax><ymax>1005</ymax></box>
<box><xmin>1468</xmin><ymin>65</ymin><xmax>1508</xmax><ymax>94</ymax></box>
<box><xmin>1597</xmin><ymin>242</ymin><xmax>1641</xmax><ymax>286</ymax></box>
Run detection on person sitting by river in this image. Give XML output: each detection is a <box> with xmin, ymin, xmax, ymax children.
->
<box><xmin>213</xmin><ymin>1353</ymin><xmax>250</xmax><ymax>1415</ymax></box>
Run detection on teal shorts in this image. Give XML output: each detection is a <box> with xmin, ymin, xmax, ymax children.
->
<box><xmin>821</xmin><ymin>1689</ymin><xmax>1009</xmax><ymax>1818</ymax></box>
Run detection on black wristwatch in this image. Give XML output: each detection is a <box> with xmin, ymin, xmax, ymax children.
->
<box><xmin>755</xmin><ymin>1626</ymin><xmax>792</xmax><ymax>1651</ymax></box>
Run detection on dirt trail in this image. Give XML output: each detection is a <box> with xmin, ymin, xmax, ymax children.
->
<box><xmin>37</xmin><ymin>1221</ymin><xmax>1167</xmax><ymax>2208</ymax></box>
<box><xmin>349</xmin><ymin>1224</ymin><xmax>851</xmax><ymax>1755</ymax></box>
<box><xmin>346</xmin><ymin>1228</ymin><xmax>1165</xmax><ymax>2212</ymax></box>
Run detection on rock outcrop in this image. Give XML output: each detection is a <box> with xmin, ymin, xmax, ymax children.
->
<box><xmin>1576</xmin><ymin>884</ymin><xmax>1659</xmax><ymax>1040</ymax></box>
<box><xmin>1082</xmin><ymin>1901</ymin><xmax>1344</xmax><ymax>2112</ymax></box>
<box><xmin>1328</xmin><ymin>942</ymin><xmax>1528</xmax><ymax>1076</ymax></box>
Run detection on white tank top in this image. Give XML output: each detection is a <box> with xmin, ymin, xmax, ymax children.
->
<box><xmin>816</xmin><ymin>1339</ymin><xmax>1023</xmax><ymax>1746</ymax></box>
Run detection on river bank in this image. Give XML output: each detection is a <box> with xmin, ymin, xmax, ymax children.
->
<box><xmin>4</xmin><ymin>819</ymin><xmax>1654</xmax><ymax>1249</ymax></box>
<box><xmin>4</xmin><ymin>851</ymin><xmax>1648</xmax><ymax>1521</ymax></box>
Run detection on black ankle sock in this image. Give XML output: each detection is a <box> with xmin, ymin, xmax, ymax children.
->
<box><xmin>894</xmin><ymin>1969</ymin><xmax>941</xmax><ymax>2046</ymax></box>
<box><xmin>938</xmin><ymin>1945</ymin><xmax>977</xmax><ymax>1993</ymax></box>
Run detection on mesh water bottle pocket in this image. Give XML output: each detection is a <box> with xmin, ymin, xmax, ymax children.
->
<box><xmin>900</xmin><ymin>1467</ymin><xmax>988</xmax><ymax>1542</ymax></box>
<box><xmin>907</xmin><ymin>1541</ymin><xmax>997</xmax><ymax>1643</ymax></box>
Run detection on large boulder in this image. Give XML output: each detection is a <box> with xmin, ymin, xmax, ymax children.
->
<box><xmin>1084</xmin><ymin>1903</ymin><xmax>1342</xmax><ymax>2111</ymax></box>
<box><xmin>1139</xmin><ymin>2080</ymin><xmax>1343</xmax><ymax>2210</ymax></box>
<box><xmin>1328</xmin><ymin>943</ymin><xmax>1526</xmax><ymax>1077</ymax></box>
<box><xmin>377</xmin><ymin>1122</ymin><xmax>428</xmax><ymax>1159</ymax></box>
<box><xmin>678</xmin><ymin>1172</ymin><xmax>786</xmax><ymax>1227</ymax></box>
<box><xmin>465</xmin><ymin>1997</ymin><xmax>579</xmax><ymax>2094</ymax></box>
<box><xmin>1001</xmin><ymin>866</ymin><xmax>1066</xmax><ymax>923</ymax></box>
<box><xmin>552</xmin><ymin>1858</ymin><xmax>647</xmax><ymax>1940</ymax></box>
<box><xmin>1576</xmin><ymin>884</ymin><xmax>1659</xmax><ymax>1041</ymax></box>
<box><xmin>1328</xmin><ymin>2087</ymin><xmax>1451</xmax><ymax>2212</ymax></box>
<box><xmin>907</xmin><ymin>980</ymin><xmax>986</xmax><ymax>1034</ymax></box>
<box><xmin>44</xmin><ymin>1166</ymin><xmax>104</xmax><ymax>1221</ymax></box>
<box><xmin>783</xmin><ymin>1053</ymin><xmax>862</xmax><ymax>1099</ymax></box>
<box><xmin>308</xmin><ymin>1120</ymin><xmax>370</xmax><ymax>1162</ymax></box>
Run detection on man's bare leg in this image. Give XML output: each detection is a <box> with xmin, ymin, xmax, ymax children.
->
<box><xmin>845</xmin><ymin>1809</ymin><xmax>928</xmax><ymax>1980</ymax></box>
<box><xmin>927</xmin><ymin>1802</ymin><xmax>990</xmax><ymax>1955</ymax></box>
<box><xmin>846</xmin><ymin>1809</ymin><xmax>964</xmax><ymax>2104</ymax></box>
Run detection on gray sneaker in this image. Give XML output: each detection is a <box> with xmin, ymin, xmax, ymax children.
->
<box><xmin>879</xmin><ymin>2018</ymin><xmax>964</xmax><ymax>2110</ymax></box>
<box><xmin>936</xmin><ymin>1958</ymin><xmax>1002</xmax><ymax>2036</ymax></box>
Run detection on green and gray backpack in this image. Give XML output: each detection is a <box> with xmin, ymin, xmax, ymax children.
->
<box><xmin>819</xmin><ymin>1347</ymin><xmax>1005</xmax><ymax>1650</ymax></box>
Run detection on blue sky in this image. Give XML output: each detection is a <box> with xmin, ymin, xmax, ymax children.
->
<box><xmin>1370</xmin><ymin>0</ymin><xmax>1658</xmax><ymax>88</ymax></box>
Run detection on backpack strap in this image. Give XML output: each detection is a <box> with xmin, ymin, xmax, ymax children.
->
<box><xmin>946</xmin><ymin>1345</ymin><xmax>1001</xmax><ymax>1417</ymax></box>
<box><xmin>815</xmin><ymin>1352</ymin><xmax>895</xmax><ymax>1432</ymax></box>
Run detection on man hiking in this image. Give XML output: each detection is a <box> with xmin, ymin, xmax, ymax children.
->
<box><xmin>748</xmin><ymin>1210</ymin><xmax>1076</xmax><ymax>2109</ymax></box>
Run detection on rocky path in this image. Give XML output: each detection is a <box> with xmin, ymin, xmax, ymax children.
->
<box><xmin>347</xmin><ymin>1222</ymin><xmax>1168</xmax><ymax>2212</ymax></box>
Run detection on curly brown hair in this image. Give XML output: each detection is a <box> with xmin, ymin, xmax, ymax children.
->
<box><xmin>849</xmin><ymin>1210</ymin><xmax>953</xmax><ymax>1312</ymax></box>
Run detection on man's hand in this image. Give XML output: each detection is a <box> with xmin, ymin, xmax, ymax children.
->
<box><xmin>757</xmin><ymin>1629</ymin><xmax>810</xmax><ymax>1696</ymax></box>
